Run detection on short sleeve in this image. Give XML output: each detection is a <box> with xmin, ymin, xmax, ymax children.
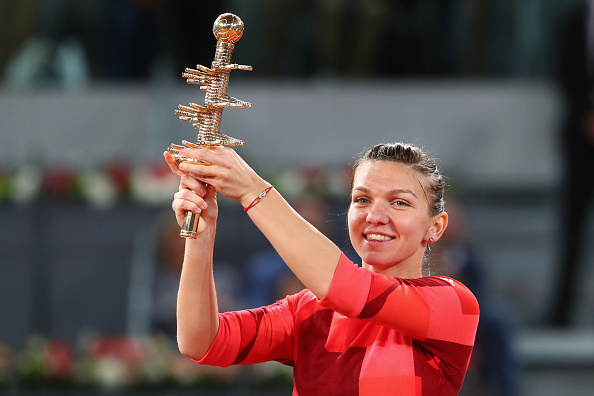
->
<box><xmin>196</xmin><ymin>294</ymin><xmax>301</xmax><ymax>367</ymax></box>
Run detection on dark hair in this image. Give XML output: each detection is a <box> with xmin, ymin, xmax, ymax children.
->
<box><xmin>352</xmin><ymin>142</ymin><xmax>445</xmax><ymax>216</ymax></box>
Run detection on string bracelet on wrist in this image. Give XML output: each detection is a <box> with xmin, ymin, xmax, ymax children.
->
<box><xmin>244</xmin><ymin>186</ymin><xmax>274</xmax><ymax>212</ymax></box>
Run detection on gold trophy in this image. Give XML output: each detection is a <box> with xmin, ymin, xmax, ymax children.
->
<box><xmin>168</xmin><ymin>13</ymin><xmax>252</xmax><ymax>238</ymax></box>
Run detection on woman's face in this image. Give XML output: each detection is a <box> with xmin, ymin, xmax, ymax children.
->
<box><xmin>347</xmin><ymin>160</ymin><xmax>441</xmax><ymax>278</ymax></box>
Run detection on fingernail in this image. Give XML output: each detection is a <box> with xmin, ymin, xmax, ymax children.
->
<box><xmin>178</xmin><ymin>163</ymin><xmax>186</xmax><ymax>171</ymax></box>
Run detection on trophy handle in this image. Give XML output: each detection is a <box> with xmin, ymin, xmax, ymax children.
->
<box><xmin>180</xmin><ymin>211</ymin><xmax>200</xmax><ymax>239</ymax></box>
<box><xmin>167</xmin><ymin>146</ymin><xmax>207</xmax><ymax>239</ymax></box>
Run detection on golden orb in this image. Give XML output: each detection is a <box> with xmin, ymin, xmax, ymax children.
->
<box><xmin>213</xmin><ymin>13</ymin><xmax>244</xmax><ymax>43</ymax></box>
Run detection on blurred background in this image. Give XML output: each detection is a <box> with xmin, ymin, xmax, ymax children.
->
<box><xmin>1</xmin><ymin>0</ymin><xmax>593</xmax><ymax>395</ymax></box>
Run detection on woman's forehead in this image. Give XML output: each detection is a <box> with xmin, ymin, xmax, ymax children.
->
<box><xmin>354</xmin><ymin>161</ymin><xmax>416</xmax><ymax>184</ymax></box>
<box><xmin>354</xmin><ymin>161</ymin><xmax>426</xmax><ymax>195</ymax></box>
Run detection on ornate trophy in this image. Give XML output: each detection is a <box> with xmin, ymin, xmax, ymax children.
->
<box><xmin>168</xmin><ymin>13</ymin><xmax>252</xmax><ymax>238</ymax></box>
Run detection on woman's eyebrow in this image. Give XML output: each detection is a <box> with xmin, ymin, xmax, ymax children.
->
<box><xmin>387</xmin><ymin>188</ymin><xmax>419</xmax><ymax>199</ymax></box>
<box><xmin>352</xmin><ymin>186</ymin><xmax>419</xmax><ymax>199</ymax></box>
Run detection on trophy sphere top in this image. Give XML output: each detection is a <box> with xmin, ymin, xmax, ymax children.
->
<box><xmin>213</xmin><ymin>13</ymin><xmax>244</xmax><ymax>43</ymax></box>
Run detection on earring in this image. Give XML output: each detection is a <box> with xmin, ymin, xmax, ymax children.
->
<box><xmin>429</xmin><ymin>237</ymin><xmax>435</xmax><ymax>242</ymax></box>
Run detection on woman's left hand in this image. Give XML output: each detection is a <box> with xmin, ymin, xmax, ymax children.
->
<box><xmin>172</xmin><ymin>146</ymin><xmax>269</xmax><ymax>208</ymax></box>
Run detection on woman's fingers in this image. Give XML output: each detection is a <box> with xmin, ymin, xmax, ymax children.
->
<box><xmin>179</xmin><ymin>174</ymin><xmax>206</xmax><ymax>196</ymax></box>
<box><xmin>165</xmin><ymin>149</ymin><xmax>223</xmax><ymax>230</ymax></box>
<box><xmin>168</xmin><ymin>145</ymin><xmax>263</xmax><ymax>208</ymax></box>
<box><xmin>177</xmin><ymin>146</ymin><xmax>230</xmax><ymax>177</ymax></box>
<box><xmin>172</xmin><ymin>191</ymin><xmax>204</xmax><ymax>226</ymax></box>
<box><xmin>174</xmin><ymin>189</ymin><xmax>207</xmax><ymax>212</ymax></box>
<box><xmin>163</xmin><ymin>151</ymin><xmax>186</xmax><ymax>178</ymax></box>
<box><xmin>164</xmin><ymin>150</ymin><xmax>217</xmax><ymax>182</ymax></box>
<box><xmin>179</xmin><ymin>146</ymin><xmax>224</xmax><ymax>164</ymax></box>
<box><xmin>172</xmin><ymin>197</ymin><xmax>199</xmax><ymax>214</ymax></box>
<box><xmin>178</xmin><ymin>161</ymin><xmax>217</xmax><ymax>181</ymax></box>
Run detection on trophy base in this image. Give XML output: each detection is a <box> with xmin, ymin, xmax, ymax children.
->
<box><xmin>180</xmin><ymin>229</ymin><xmax>198</xmax><ymax>239</ymax></box>
<box><xmin>180</xmin><ymin>211</ymin><xmax>200</xmax><ymax>239</ymax></box>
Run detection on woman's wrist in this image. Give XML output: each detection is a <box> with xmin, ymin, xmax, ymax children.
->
<box><xmin>239</xmin><ymin>179</ymin><xmax>273</xmax><ymax>210</ymax></box>
<box><xmin>187</xmin><ymin>223</ymin><xmax>217</xmax><ymax>247</ymax></box>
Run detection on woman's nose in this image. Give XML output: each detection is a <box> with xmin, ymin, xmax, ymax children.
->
<box><xmin>366</xmin><ymin>202</ymin><xmax>389</xmax><ymax>224</ymax></box>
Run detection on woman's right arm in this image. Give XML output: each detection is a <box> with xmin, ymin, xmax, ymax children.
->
<box><xmin>168</xmin><ymin>153</ymin><xmax>220</xmax><ymax>360</ymax></box>
<box><xmin>176</xmin><ymin>230</ymin><xmax>219</xmax><ymax>360</ymax></box>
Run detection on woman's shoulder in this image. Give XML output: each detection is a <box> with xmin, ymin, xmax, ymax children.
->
<box><xmin>404</xmin><ymin>275</ymin><xmax>466</xmax><ymax>288</ymax></box>
<box><xmin>412</xmin><ymin>276</ymin><xmax>480</xmax><ymax>313</ymax></box>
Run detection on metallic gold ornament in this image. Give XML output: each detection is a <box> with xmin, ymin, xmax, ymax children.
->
<box><xmin>168</xmin><ymin>13</ymin><xmax>252</xmax><ymax>238</ymax></box>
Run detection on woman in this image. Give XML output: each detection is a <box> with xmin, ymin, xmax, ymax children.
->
<box><xmin>164</xmin><ymin>142</ymin><xmax>479</xmax><ymax>395</ymax></box>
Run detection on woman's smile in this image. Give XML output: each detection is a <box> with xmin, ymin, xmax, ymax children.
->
<box><xmin>348</xmin><ymin>160</ymin><xmax>436</xmax><ymax>277</ymax></box>
<box><xmin>364</xmin><ymin>233</ymin><xmax>395</xmax><ymax>242</ymax></box>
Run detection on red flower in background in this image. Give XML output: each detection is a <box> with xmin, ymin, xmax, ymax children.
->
<box><xmin>46</xmin><ymin>340</ymin><xmax>74</xmax><ymax>379</ymax></box>
<box><xmin>88</xmin><ymin>337</ymin><xmax>145</xmax><ymax>363</ymax></box>
<box><xmin>107</xmin><ymin>161</ymin><xmax>131</xmax><ymax>200</ymax></box>
<box><xmin>43</xmin><ymin>167</ymin><xmax>79</xmax><ymax>199</ymax></box>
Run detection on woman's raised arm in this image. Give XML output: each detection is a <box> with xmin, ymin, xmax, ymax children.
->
<box><xmin>165</xmin><ymin>152</ymin><xmax>221</xmax><ymax>360</ymax></box>
<box><xmin>168</xmin><ymin>147</ymin><xmax>342</xmax><ymax>299</ymax></box>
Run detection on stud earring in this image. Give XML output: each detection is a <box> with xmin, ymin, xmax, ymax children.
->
<box><xmin>429</xmin><ymin>237</ymin><xmax>435</xmax><ymax>242</ymax></box>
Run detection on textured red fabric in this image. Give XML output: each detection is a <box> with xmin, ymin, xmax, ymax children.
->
<box><xmin>196</xmin><ymin>253</ymin><xmax>479</xmax><ymax>395</ymax></box>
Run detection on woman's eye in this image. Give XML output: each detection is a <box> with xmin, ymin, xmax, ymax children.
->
<box><xmin>394</xmin><ymin>200</ymin><xmax>409</xmax><ymax>207</ymax></box>
<box><xmin>354</xmin><ymin>197</ymin><xmax>370</xmax><ymax>204</ymax></box>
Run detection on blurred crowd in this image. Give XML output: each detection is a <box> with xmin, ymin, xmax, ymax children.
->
<box><xmin>0</xmin><ymin>0</ymin><xmax>573</xmax><ymax>87</ymax></box>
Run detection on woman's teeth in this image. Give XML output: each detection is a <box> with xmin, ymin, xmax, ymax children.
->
<box><xmin>366</xmin><ymin>234</ymin><xmax>393</xmax><ymax>241</ymax></box>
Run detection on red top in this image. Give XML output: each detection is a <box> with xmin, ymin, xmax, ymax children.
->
<box><xmin>197</xmin><ymin>253</ymin><xmax>480</xmax><ymax>395</ymax></box>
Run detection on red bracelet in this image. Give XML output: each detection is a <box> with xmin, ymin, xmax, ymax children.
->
<box><xmin>244</xmin><ymin>186</ymin><xmax>274</xmax><ymax>212</ymax></box>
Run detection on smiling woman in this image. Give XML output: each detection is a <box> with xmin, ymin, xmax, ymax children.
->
<box><xmin>348</xmin><ymin>145</ymin><xmax>448</xmax><ymax>278</ymax></box>
<box><xmin>163</xmin><ymin>141</ymin><xmax>479</xmax><ymax>396</ymax></box>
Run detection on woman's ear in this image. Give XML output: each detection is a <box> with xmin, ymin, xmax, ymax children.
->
<box><xmin>425</xmin><ymin>211</ymin><xmax>448</xmax><ymax>243</ymax></box>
